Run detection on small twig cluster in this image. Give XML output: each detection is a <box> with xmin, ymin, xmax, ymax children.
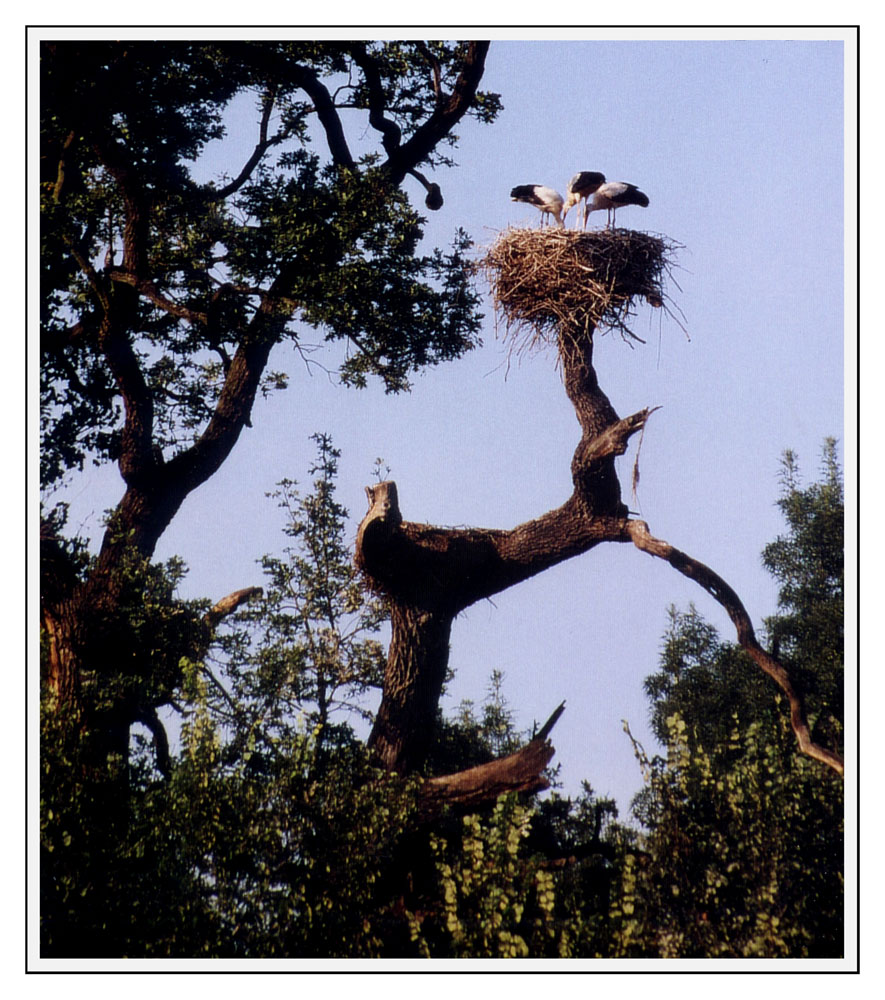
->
<box><xmin>478</xmin><ymin>226</ymin><xmax>678</xmax><ymax>353</ymax></box>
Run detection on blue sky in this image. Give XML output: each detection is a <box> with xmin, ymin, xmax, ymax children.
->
<box><xmin>51</xmin><ymin>32</ymin><xmax>850</xmax><ymax>813</ymax></box>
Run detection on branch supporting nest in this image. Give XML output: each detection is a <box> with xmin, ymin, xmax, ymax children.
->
<box><xmin>627</xmin><ymin>520</ymin><xmax>844</xmax><ymax>776</ymax></box>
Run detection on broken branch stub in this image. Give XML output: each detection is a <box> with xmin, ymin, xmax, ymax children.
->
<box><xmin>419</xmin><ymin>739</ymin><xmax>556</xmax><ymax>818</ymax></box>
<box><xmin>203</xmin><ymin>586</ymin><xmax>263</xmax><ymax>628</ymax></box>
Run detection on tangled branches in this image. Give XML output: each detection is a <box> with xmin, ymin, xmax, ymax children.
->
<box><xmin>478</xmin><ymin>226</ymin><xmax>680</xmax><ymax>352</ymax></box>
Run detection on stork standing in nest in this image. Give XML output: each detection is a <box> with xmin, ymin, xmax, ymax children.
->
<box><xmin>584</xmin><ymin>181</ymin><xmax>650</xmax><ymax>230</ymax></box>
<box><xmin>563</xmin><ymin>171</ymin><xmax>606</xmax><ymax>229</ymax></box>
<box><xmin>510</xmin><ymin>184</ymin><xmax>565</xmax><ymax>228</ymax></box>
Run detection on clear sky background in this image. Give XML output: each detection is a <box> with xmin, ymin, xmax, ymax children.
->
<box><xmin>53</xmin><ymin>30</ymin><xmax>850</xmax><ymax>815</ymax></box>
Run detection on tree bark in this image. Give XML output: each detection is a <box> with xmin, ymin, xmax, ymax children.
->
<box><xmin>42</xmin><ymin>42</ymin><xmax>493</xmax><ymax>777</ymax></box>
<box><xmin>359</xmin><ymin>322</ymin><xmax>651</xmax><ymax>773</ymax></box>
<box><xmin>419</xmin><ymin>739</ymin><xmax>556</xmax><ymax>818</ymax></box>
<box><xmin>357</xmin><ymin>319</ymin><xmax>844</xmax><ymax>780</ymax></box>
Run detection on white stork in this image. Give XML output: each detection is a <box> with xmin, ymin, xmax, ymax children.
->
<box><xmin>510</xmin><ymin>185</ymin><xmax>564</xmax><ymax>228</ymax></box>
<box><xmin>563</xmin><ymin>171</ymin><xmax>606</xmax><ymax>229</ymax></box>
<box><xmin>584</xmin><ymin>181</ymin><xmax>649</xmax><ymax>230</ymax></box>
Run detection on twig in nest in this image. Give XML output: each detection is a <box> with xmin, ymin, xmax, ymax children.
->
<box><xmin>477</xmin><ymin>226</ymin><xmax>681</xmax><ymax>357</ymax></box>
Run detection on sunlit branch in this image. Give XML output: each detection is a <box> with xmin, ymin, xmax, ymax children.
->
<box><xmin>627</xmin><ymin>519</ymin><xmax>844</xmax><ymax>776</ymax></box>
<box><xmin>414</xmin><ymin>41</ymin><xmax>443</xmax><ymax>102</ymax></box>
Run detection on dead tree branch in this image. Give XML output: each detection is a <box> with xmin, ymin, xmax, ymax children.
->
<box><xmin>419</xmin><ymin>739</ymin><xmax>556</xmax><ymax>818</ymax></box>
<box><xmin>627</xmin><ymin>519</ymin><xmax>844</xmax><ymax>776</ymax></box>
<box><xmin>204</xmin><ymin>585</ymin><xmax>263</xmax><ymax>629</ymax></box>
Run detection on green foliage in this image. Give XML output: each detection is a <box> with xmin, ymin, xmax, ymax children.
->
<box><xmin>40</xmin><ymin>546</ymin><xmax>215</xmax><ymax>956</ymax></box>
<box><xmin>41</xmin><ymin>41</ymin><xmax>497</xmax><ymax>490</ymax></box>
<box><xmin>41</xmin><ymin>433</ymin><xmax>419</xmax><ymax>956</ymax></box>
<box><xmin>617</xmin><ymin>443</ymin><xmax>844</xmax><ymax>958</ymax></box>
<box><xmin>211</xmin><ymin>434</ymin><xmax>388</xmax><ymax>760</ymax></box>
<box><xmin>612</xmin><ymin>713</ymin><xmax>843</xmax><ymax>958</ymax></box>
<box><xmin>150</xmin><ymin>713</ymin><xmax>421</xmax><ymax>958</ymax></box>
<box><xmin>68</xmin><ymin>536</ymin><xmax>206</xmax><ymax>724</ymax></box>
<box><xmin>642</xmin><ymin>606</ymin><xmax>774</xmax><ymax>753</ymax></box>
<box><xmin>763</xmin><ymin>438</ymin><xmax>844</xmax><ymax>751</ymax></box>
<box><xmin>41</xmin><ymin>440</ymin><xmax>844</xmax><ymax>958</ymax></box>
<box><xmin>43</xmin><ymin>692</ymin><xmax>421</xmax><ymax>956</ymax></box>
<box><xmin>418</xmin><ymin>796</ymin><xmax>553</xmax><ymax>958</ymax></box>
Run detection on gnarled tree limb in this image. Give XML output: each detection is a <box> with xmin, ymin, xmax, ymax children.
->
<box><xmin>627</xmin><ymin>519</ymin><xmax>844</xmax><ymax>775</ymax></box>
<box><xmin>419</xmin><ymin>739</ymin><xmax>556</xmax><ymax>817</ymax></box>
<box><xmin>204</xmin><ymin>586</ymin><xmax>263</xmax><ymax>629</ymax></box>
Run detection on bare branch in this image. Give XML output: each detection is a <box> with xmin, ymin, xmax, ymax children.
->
<box><xmin>627</xmin><ymin>519</ymin><xmax>844</xmax><ymax>776</ymax></box>
<box><xmin>419</xmin><ymin>738</ymin><xmax>556</xmax><ymax>818</ymax></box>
<box><xmin>210</xmin><ymin>87</ymin><xmax>287</xmax><ymax>200</ymax></box>
<box><xmin>535</xmin><ymin>700</ymin><xmax>566</xmax><ymax>741</ymax></box>
<box><xmin>204</xmin><ymin>586</ymin><xmax>263</xmax><ymax>629</ymax></box>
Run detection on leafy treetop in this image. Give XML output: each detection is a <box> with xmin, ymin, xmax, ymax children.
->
<box><xmin>41</xmin><ymin>41</ymin><xmax>499</xmax><ymax>510</ymax></box>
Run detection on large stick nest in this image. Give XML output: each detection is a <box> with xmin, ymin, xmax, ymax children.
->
<box><xmin>478</xmin><ymin>226</ymin><xmax>680</xmax><ymax>350</ymax></box>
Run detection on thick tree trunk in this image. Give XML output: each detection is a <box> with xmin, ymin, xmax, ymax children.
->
<box><xmin>357</xmin><ymin>313</ymin><xmax>843</xmax><ymax>781</ymax></box>
<box><xmin>368</xmin><ymin>606</ymin><xmax>453</xmax><ymax>773</ymax></box>
<box><xmin>41</xmin><ymin>519</ymin><xmax>261</xmax><ymax>780</ymax></box>
<box><xmin>358</xmin><ymin>321</ymin><xmax>651</xmax><ymax>774</ymax></box>
<box><xmin>40</xmin><ymin>41</ymin><xmax>498</xmax><ymax>828</ymax></box>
